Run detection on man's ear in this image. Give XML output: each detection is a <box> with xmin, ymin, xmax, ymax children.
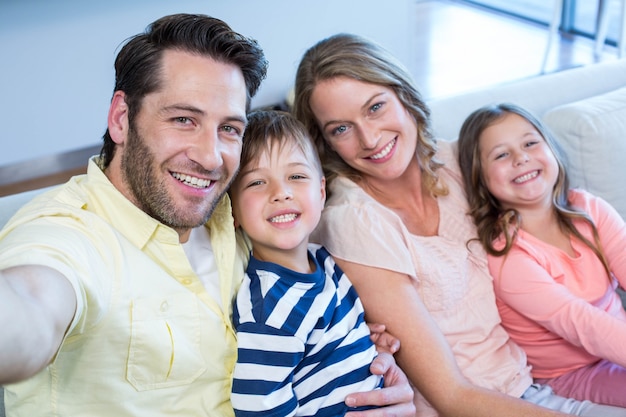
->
<box><xmin>108</xmin><ymin>91</ymin><xmax>129</xmax><ymax>145</ymax></box>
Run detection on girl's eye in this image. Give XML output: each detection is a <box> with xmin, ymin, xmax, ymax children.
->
<box><xmin>495</xmin><ymin>152</ymin><xmax>508</xmax><ymax>160</ymax></box>
<box><xmin>525</xmin><ymin>140</ymin><xmax>539</xmax><ymax>148</ymax></box>
<box><xmin>290</xmin><ymin>174</ymin><xmax>308</xmax><ymax>180</ymax></box>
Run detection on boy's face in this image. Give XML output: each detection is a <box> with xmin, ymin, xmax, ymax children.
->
<box><xmin>230</xmin><ymin>142</ymin><xmax>326</xmax><ymax>271</ymax></box>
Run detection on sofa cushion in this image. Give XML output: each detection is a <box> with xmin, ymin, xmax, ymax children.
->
<box><xmin>542</xmin><ymin>86</ymin><xmax>626</xmax><ymax>220</ymax></box>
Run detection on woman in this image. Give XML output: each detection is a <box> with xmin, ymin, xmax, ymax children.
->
<box><xmin>291</xmin><ymin>33</ymin><xmax>626</xmax><ymax>417</ymax></box>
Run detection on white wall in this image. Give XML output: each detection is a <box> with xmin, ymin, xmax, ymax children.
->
<box><xmin>0</xmin><ymin>0</ymin><xmax>415</xmax><ymax>167</ymax></box>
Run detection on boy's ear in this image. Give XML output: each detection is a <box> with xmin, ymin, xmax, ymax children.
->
<box><xmin>320</xmin><ymin>176</ymin><xmax>327</xmax><ymax>205</ymax></box>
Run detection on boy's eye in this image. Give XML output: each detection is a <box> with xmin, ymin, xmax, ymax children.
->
<box><xmin>245</xmin><ymin>179</ymin><xmax>264</xmax><ymax>188</ymax></box>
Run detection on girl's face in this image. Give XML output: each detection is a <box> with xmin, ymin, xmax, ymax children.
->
<box><xmin>479</xmin><ymin>112</ymin><xmax>559</xmax><ymax>211</ymax></box>
<box><xmin>230</xmin><ymin>141</ymin><xmax>326</xmax><ymax>269</ymax></box>
<box><xmin>309</xmin><ymin>76</ymin><xmax>419</xmax><ymax>183</ymax></box>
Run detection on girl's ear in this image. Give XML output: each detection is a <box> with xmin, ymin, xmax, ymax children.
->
<box><xmin>108</xmin><ymin>91</ymin><xmax>130</xmax><ymax>145</ymax></box>
<box><xmin>320</xmin><ymin>176</ymin><xmax>327</xmax><ymax>205</ymax></box>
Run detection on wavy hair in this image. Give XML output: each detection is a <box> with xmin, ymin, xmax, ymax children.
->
<box><xmin>457</xmin><ymin>103</ymin><xmax>610</xmax><ymax>277</ymax></box>
<box><xmin>292</xmin><ymin>33</ymin><xmax>446</xmax><ymax>196</ymax></box>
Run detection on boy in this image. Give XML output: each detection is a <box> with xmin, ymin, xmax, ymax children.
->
<box><xmin>229</xmin><ymin>110</ymin><xmax>383</xmax><ymax>416</ymax></box>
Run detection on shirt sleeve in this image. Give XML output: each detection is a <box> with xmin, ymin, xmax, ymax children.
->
<box><xmin>490</xmin><ymin>240</ymin><xmax>626</xmax><ymax>368</ymax></box>
<box><xmin>313</xmin><ymin>186</ymin><xmax>416</xmax><ymax>279</ymax></box>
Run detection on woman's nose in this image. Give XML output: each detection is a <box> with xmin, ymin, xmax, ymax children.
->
<box><xmin>358</xmin><ymin>125</ymin><xmax>380</xmax><ymax>150</ymax></box>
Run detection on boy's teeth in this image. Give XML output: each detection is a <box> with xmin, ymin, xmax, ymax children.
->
<box><xmin>270</xmin><ymin>213</ymin><xmax>297</xmax><ymax>223</ymax></box>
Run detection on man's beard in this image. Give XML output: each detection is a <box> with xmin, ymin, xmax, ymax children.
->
<box><xmin>120</xmin><ymin>124</ymin><xmax>229</xmax><ymax>230</ymax></box>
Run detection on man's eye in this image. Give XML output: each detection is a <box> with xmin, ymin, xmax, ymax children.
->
<box><xmin>175</xmin><ymin>117</ymin><xmax>191</xmax><ymax>124</ymax></box>
<box><xmin>222</xmin><ymin>125</ymin><xmax>243</xmax><ymax>136</ymax></box>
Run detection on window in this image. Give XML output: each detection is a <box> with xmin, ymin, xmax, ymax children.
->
<box><xmin>462</xmin><ymin>0</ymin><xmax>622</xmax><ymax>46</ymax></box>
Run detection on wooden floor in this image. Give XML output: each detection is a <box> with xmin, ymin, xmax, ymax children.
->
<box><xmin>0</xmin><ymin>0</ymin><xmax>622</xmax><ymax>197</ymax></box>
<box><xmin>413</xmin><ymin>0</ymin><xmax>619</xmax><ymax>100</ymax></box>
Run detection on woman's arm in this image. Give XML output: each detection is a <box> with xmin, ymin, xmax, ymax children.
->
<box><xmin>336</xmin><ymin>258</ymin><xmax>567</xmax><ymax>417</ymax></box>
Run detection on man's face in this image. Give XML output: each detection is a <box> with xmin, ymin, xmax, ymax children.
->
<box><xmin>110</xmin><ymin>49</ymin><xmax>247</xmax><ymax>240</ymax></box>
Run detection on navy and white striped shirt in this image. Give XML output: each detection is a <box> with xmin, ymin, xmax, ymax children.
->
<box><xmin>231</xmin><ymin>243</ymin><xmax>382</xmax><ymax>417</ymax></box>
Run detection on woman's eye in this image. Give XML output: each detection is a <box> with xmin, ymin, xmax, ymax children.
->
<box><xmin>370</xmin><ymin>102</ymin><xmax>383</xmax><ymax>112</ymax></box>
<box><xmin>331</xmin><ymin>125</ymin><xmax>347</xmax><ymax>136</ymax></box>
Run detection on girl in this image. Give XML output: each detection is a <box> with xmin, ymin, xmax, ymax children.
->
<box><xmin>458</xmin><ymin>102</ymin><xmax>626</xmax><ymax>407</ymax></box>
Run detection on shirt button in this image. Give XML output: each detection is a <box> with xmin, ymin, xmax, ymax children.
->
<box><xmin>182</xmin><ymin>278</ymin><xmax>192</xmax><ymax>285</ymax></box>
<box><xmin>160</xmin><ymin>301</ymin><xmax>169</xmax><ymax>312</ymax></box>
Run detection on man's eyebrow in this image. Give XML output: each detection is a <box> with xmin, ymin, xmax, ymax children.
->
<box><xmin>161</xmin><ymin>104</ymin><xmax>205</xmax><ymax>115</ymax></box>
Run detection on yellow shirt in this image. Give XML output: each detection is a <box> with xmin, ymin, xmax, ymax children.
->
<box><xmin>0</xmin><ymin>158</ymin><xmax>243</xmax><ymax>416</ymax></box>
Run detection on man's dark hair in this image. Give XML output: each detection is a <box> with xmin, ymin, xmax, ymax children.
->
<box><xmin>100</xmin><ymin>13</ymin><xmax>268</xmax><ymax>167</ymax></box>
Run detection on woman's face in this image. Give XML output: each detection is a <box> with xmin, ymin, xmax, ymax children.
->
<box><xmin>309</xmin><ymin>76</ymin><xmax>418</xmax><ymax>182</ymax></box>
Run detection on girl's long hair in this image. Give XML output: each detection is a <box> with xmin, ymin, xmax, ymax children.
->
<box><xmin>457</xmin><ymin>103</ymin><xmax>610</xmax><ymax>277</ymax></box>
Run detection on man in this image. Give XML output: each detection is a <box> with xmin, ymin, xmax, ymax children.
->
<box><xmin>0</xmin><ymin>13</ymin><xmax>413</xmax><ymax>416</ymax></box>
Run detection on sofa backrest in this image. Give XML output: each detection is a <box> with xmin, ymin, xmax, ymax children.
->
<box><xmin>427</xmin><ymin>59</ymin><xmax>626</xmax><ymax>141</ymax></box>
<box><xmin>426</xmin><ymin>58</ymin><xmax>626</xmax><ymax>221</ymax></box>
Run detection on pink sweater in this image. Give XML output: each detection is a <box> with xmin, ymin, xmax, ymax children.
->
<box><xmin>489</xmin><ymin>189</ymin><xmax>626</xmax><ymax>379</ymax></box>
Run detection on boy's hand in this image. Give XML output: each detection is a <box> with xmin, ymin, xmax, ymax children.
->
<box><xmin>368</xmin><ymin>323</ymin><xmax>400</xmax><ymax>354</ymax></box>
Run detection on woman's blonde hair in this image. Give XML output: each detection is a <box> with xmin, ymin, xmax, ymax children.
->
<box><xmin>292</xmin><ymin>33</ymin><xmax>446</xmax><ymax>197</ymax></box>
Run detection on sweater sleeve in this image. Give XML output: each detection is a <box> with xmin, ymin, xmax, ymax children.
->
<box><xmin>490</xmin><ymin>226</ymin><xmax>626</xmax><ymax>368</ymax></box>
<box><xmin>583</xmin><ymin>190</ymin><xmax>626</xmax><ymax>290</ymax></box>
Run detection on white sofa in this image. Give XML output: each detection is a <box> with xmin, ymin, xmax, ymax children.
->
<box><xmin>1</xmin><ymin>59</ymin><xmax>626</xmax><ymax>415</ymax></box>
